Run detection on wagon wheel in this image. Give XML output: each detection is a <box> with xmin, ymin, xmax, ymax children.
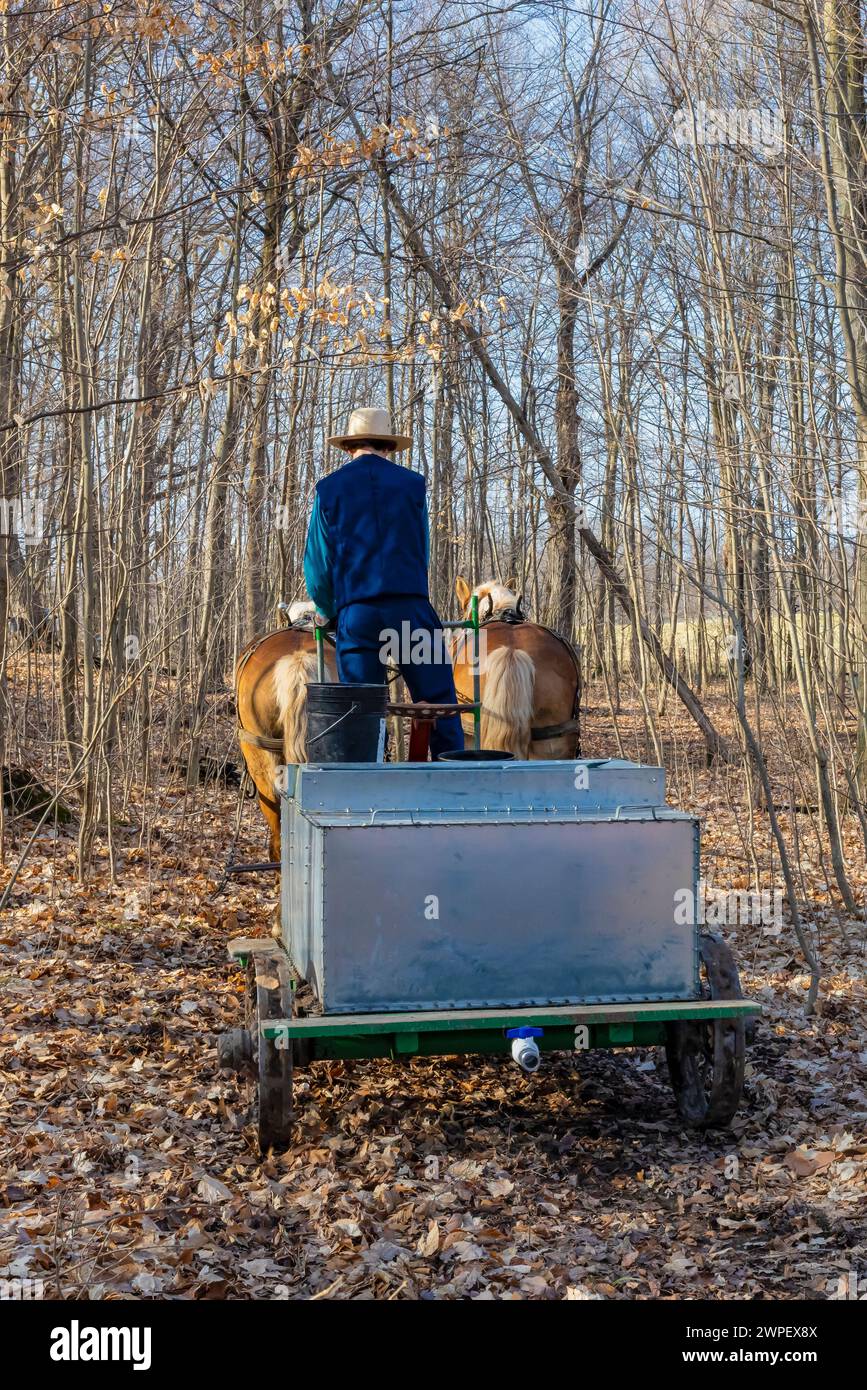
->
<box><xmin>665</xmin><ymin>933</ymin><xmax>746</xmax><ymax>1129</ymax></box>
<box><xmin>244</xmin><ymin>952</ymin><xmax>294</xmax><ymax>1153</ymax></box>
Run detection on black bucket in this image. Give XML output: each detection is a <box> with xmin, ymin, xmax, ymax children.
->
<box><xmin>305</xmin><ymin>682</ymin><xmax>387</xmax><ymax>763</ymax></box>
<box><xmin>438</xmin><ymin>749</ymin><xmax>515</xmax><ymax>762</ymax></box>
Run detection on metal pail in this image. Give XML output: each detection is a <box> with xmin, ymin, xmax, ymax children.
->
<box><xmin>305</xmin><ymin>682</ymin><xmax>387</xmax><ymax>762</ymax></box>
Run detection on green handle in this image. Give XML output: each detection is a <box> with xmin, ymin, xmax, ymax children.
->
<box><xmin>314</xmin><ymin>623</ymin><xmax>325</xmax><ymax>682</ymax></box>
<box><xmin>470</xmin><ymin>594</ymin><xmax>480</xmax><ymax>751</ymax></box>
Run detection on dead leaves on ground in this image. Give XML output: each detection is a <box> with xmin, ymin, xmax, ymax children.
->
<box><xmin>0</xmin><ymin>692</ymin><xmax>865</xmax><ymax>1299</ymax></box>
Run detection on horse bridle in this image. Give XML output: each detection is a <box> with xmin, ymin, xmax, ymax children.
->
<box><xmin>474</xmin><ymin>594</ymin><xmax>527</xmax><ymax>625</ymax></box>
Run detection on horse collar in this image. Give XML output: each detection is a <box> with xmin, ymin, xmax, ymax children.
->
<box><xmin>480</xmin><ymin>606</ymin><xmax>525</xmax><ymax>626</ymax></box>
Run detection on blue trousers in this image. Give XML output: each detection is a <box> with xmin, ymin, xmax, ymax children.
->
<box><xmin>335</xmin><ymin>597</ymin><xmax>465</xmax><ymax>758</ymax></box>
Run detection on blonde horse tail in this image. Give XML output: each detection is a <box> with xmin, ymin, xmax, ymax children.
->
<box><xmin>480</xmin><ymin>646</ymin><xmax>535</xmax><ymax>758</ymax></box>
<box><xmin>273</xmin><ymin>650</ymin><xmax>320</xmax><ymax>763</ymax></box>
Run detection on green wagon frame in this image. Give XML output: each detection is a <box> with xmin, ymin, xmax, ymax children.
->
<box><xmin>219</xmin><ymin>933</ymin><xmax>759</xmax><ymax>1152</ymax></box>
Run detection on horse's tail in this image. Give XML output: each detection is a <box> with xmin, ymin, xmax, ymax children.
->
<box><xmin>273</xmin><ymin>650</ymin><xmax>320</xmax><ymax>763</ymax></box>
<box><xmin>480</xmin><ymin>645</ymin><xmax>535</xmax><ymax>759</ymax></box>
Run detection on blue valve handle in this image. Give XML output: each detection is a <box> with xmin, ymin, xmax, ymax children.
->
<box><xmin>505</xmin><ymin>1026</ymin><xmax>544</xmax><ymax>1039</ymax></box>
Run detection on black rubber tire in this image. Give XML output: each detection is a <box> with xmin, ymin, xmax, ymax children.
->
<box><xmin>245</xmin><ymin>952</ymin><xmax>294</xmax><ymax>1153</ymax></box>
<box><xmin>665</xmin><ymin>933</ymin><xmax>746</xmax><ymax>1129</ymax></box>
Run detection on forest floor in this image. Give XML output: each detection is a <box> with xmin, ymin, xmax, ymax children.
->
<box><xmin>1</xmin><ymin>682</ymin><xmax>866</xmax><ymax>1300</ymax></box>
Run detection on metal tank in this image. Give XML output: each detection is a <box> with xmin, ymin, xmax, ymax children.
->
<box><xmin>279</xmin><ymin>758</ymin><xmax>699</xmax><ymax>1014</ymax></box>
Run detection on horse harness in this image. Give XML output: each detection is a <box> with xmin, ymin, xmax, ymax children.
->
<box><xmin>235</xmin><ymin>609</ymin><xmax>582</xmax><ymax>784</ymax></box>
<box><xmin>235</xmin><ymin>620</ymin><xmax>337</xmax><ymax>810</ymax></box>
<box><xmin>471</xmin><ymin>604</ymin><xmax>582</xmax><ymax>747</ymax></box>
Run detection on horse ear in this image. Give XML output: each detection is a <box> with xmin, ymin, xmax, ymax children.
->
<box><xmin>516</xmin><ymin>593</ymin><xmax>526</xmax><ymax>618</ymax></box>
<box><xmin>455</xmin><ymin>576</ymin><xmax>471</xmax><ymax>609</ymax></box>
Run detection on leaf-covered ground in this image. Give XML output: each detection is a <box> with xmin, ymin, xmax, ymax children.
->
<box><xmin>1</xmin><ymin>692</ymin><xmax>865</xmax><ymax>1300</ymax></box>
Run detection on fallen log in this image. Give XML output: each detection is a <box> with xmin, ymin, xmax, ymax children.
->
<box><xmin>1</xmin><ymin>765</ymin><xmax>73</xmax><ymax>823</ymax></box>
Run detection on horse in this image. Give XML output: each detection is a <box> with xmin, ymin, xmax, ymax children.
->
<box><xmin>235</xmin><ymin>607</ymin><xmax>336</xmax><ymax>861</ymax></box>
<box><xmin>451</xmin><ymin>578</ymin><xmax>581</xmax><ymax>760</ymax></box>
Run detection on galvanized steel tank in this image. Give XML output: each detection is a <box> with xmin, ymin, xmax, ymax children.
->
<box><xmin>279</xmin><ymin>759</ymin><xmax>700</xmax><ymax>1014</ymax></box>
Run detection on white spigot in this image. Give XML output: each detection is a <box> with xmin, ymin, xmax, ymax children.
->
<box><xmin>511</xmin><ymin>1036</ymin><xmax>541</xmax><ymax>1073</ymax></box>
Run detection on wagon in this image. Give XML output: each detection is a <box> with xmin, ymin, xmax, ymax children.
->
<box><xmin>217</xmin><ymin>757</ymin><xmax>758</xmax><ymax>1151</ymax></box>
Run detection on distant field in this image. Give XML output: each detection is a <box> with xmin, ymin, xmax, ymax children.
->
<box><xmin>577</xmin><ymin>615</ymin><xmax>845</xmax><ymax>680</ymax></box>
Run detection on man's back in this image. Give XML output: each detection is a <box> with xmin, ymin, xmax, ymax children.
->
<box><xmin>301</xmin><ymin>406</ymin><xmax>464</xmax><ymax>757</ymax></box>
<box><xmin>316</xmin><ymin>452</ymin><xmax>429</xmax><ymax>612</ymax></box>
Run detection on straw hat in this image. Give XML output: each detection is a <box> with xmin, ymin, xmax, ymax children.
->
<box><xmin>327</xmin><ymin>406</ymin><xmax>411</xmax><ymax>452</ymax></box>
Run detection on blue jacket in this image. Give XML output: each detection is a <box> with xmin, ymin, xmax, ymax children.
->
<box><xmin>303</xmin><ymin>453</ymin><xmax>430</xmax><ymax>619</ymax></box>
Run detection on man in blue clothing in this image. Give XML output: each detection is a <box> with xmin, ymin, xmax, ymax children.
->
<box><xmin>303</xmin><ymin>406</ymin><xmax>465</xmax><ymax>759</ymax></box>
